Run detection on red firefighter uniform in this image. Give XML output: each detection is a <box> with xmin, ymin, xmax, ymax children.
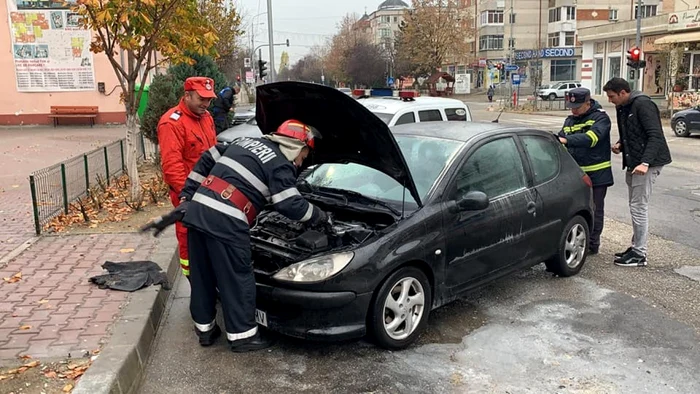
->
<box><xmin>157</xmin><ymin>77</ymin><xmax>217</xmax><ymax>277</ymax></box>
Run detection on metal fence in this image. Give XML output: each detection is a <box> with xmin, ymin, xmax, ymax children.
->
<box><xmin>29</xmin><ymin>133</ymin><xmax>159</xmax><ymax>235</ymax></box>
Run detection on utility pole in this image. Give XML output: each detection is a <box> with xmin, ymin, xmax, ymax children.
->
<box><xmin>508</xmin><ymin>0</ymin><xmax>514</xmax><ymax>107</ymax></box>
<box><xmin>634</xmin><ymin>0</ymin><xmax>642</xmax><ymax>90</ymax></box>
<box><xmin>266</xmin><ymin>0</ymin><xmax>275</xmax><ymax>82</ymax></box>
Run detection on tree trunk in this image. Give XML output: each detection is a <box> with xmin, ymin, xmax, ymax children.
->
<box><xmin>125</xmin><ymin>113</ymin><xmax>141</xmax><ymax>199</ymax></box>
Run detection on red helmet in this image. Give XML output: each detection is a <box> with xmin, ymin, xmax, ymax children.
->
<box><xmin>273</xmin><ymin>120</ymin><xmax>321</xmax><ymax>149</ymax></box>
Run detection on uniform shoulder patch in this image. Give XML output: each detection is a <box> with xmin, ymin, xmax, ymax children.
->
<box><xmin>169</xmin><ymin>111</ymin><xmax>181</xmax><ymax>121</ymax></box>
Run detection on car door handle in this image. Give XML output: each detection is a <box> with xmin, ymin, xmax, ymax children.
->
<box><xmin>527</xmin><ymin>201</ymin><xmax>536</xmax><ymax>214</ymax></box>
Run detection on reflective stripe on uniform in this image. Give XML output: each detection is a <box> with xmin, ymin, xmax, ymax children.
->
<box><xmin>300</xmin><ymin>203</ymin><xmax>314</xmax><ymax>222</ymax></box>
<box><xmin>180</xmin><ymin>258</ymin><xmax>190</xmax><ymax>276</ymax></box>
<box><xmin>187</xmin><ymin>171</ymin><xmax>205</xmax><ymax>183</ymax></box>
<box><xmin>581</xmin><ymin>161</ymin><xmax>611</xmax><ymax>172</ymax></box>
<box><xmin>271</xmin><ymin>187</ymin><xmax>300</xmax><ymax>204</ymax></box>
<box><xmin>226</xmin><ymin>326</ymin><xmax>257</xmax><ymax>341</ymax></box>
<box><xmin>218</xmin><ymin>156</ymin><xmax>271</xmax><ymax>198</ymax></box>
<box><xmin>586</xmin><ymin>130</ymin><xmax>599</xmax><ymax>147</ymax></box>
<box><xmin>194</xmin><ymin>319</ymin><xmax>216</xmax><ymax>332</ymax></box>
<box><xmin>562</xmin><ymin>119</ymin><xmax>595</xmax><ymax>134</ymax></box>
<box><xmin>192</xmin><ymin>192</ymin><xmax>249</xmax><ymax>225</ymax></box>
<box><xmin>208</xmin><ymin>146</ymin><xmax>222</xmax><ymax>161</ymax></box>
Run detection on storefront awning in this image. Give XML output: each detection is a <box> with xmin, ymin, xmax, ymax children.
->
<box><xmin>654</xmin><ymin>31</ymin><xmax>700</xmax><ymax>45</ymax></box>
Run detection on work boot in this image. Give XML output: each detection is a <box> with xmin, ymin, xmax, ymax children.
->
<box><xmin>229</xmin><ymin>332</ymin><xmax>275</xmax><ymax>353</ymax></box>
<box><xmin>196</xmin><ymin>324</ymin><xmax>221</xmax><ymax>346</ymax></box>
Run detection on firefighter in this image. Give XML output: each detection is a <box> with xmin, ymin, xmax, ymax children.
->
<box><xmin>156</xmin><ymin>76</ymin><xmax>217</xmax><ymax>281</ymax></box>
<box><xmin>558</xmin><ymin>87</ymin><xmax>613</xmax><ymax>255</ymax></box>
<box><xmin>142</xmin><ymin>120</ymin><xmax>328</xmax><ymax>352</ymax></box>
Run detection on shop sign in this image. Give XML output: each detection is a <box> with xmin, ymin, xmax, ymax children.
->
<box><xmin>668</xmin><ymin>10</ymin><xmax>700</xmax><ymax>31</ymax></box>
<box><xmin>514</xmin><ymin>48</ymin><xmax>575</xmax><ymax>60</ymax></box>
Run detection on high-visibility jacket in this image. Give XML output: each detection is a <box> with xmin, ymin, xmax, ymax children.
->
<box><xmin>180</xmin><ymin>137</ymin><xmax>324</xmax><ymax>244</ymax></box>
<box><xmin>559</xmin><ymin>99</ymin><xmax>614</xmax><ymax>187</ymax></box>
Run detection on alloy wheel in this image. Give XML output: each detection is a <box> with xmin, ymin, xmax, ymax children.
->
<box><xmin>382</xmin><ymin>277</ymin><xmax>426</xmax><ymax>341</ymax></box>
<box><xmin>565</xmin><ymin>223</ymin><xmax>586</xmax><ymax>268</ymax></box>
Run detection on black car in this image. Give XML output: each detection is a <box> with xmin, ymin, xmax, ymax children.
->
<box><xmin>671</xmin><ymin>106</ymin><xmax>700</xmax><ymax>137</ymax></box>
<box><xmin>250</xmin><ymin>82</ymin><xmax>594</xmax><ymax>350</ymax></box>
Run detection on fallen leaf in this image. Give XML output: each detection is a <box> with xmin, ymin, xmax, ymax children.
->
<box><xmin>44</xmin><ymin>371</ymin><xmax>57</xmax><ymax>379</ymax></box>
<box><xmin>17</xmin><ymin>366</ymin><xmax>28</xmax><ymax>373</ymax></box>
<box><xmin>19</xmin><ymin>354</ymin><xmax>32</xmax><ymax>359</ymax></box>
<box><xmin>67</xmin><ymin>363</ymin><xmax>78</xmax><ymax>370</ymax></box>
<box><xmin>12</xmin><ymin>184</ymin><xmax>19</xmax><ymax>188</ymax></box>
<box><xmin>19</xmin><ymin>325</ymin><xmax>31</xmax><ymax>330</ymax></box>
<box><xmin>3</xmin><ymin>272</ymin><xmax>22</xmax><ymax>283</ymax></box>
<box><xmin>63</xmin><ymin>383</ymin><xmax>74</xmax><ymax>392</ymax></box>
<box><xmin>38</xmin><ymin>299</ymin><xmax>49</xmax><ymax>304</ymax></box>
<box><xmin>7</xmin><ymin>368</ymin><xmax>19</xmax><ymax>374</ymax></box>
<box><xmin>0</xmin><ymin>375</ymin><xmax>9</xmax><ymax>380</ymax></box>
<box><xmin>120</xmin><ymin>248</ymin><xmax>135</xmax><ymax>253</ymax></box>
<box><xmin>24</xmin><ymin>360</ymin><xmax>40</xmax><ymax>368</ymax></box>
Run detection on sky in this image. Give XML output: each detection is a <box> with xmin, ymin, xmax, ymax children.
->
<box><xmin>233</xmin><ymin>0</ymin><xmax>389</xmax><ymax>66</ymax></box>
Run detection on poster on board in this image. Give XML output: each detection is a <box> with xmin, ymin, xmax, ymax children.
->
<box><xmin>6</xmin><ymin>0</ymin><xmax>95</xmax><ymax>92</ymax></box>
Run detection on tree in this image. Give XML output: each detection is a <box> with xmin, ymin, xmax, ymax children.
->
<box><xmin>346</xmin><ymin>42</ymin><xmax>386</xmax><ymax>87</ymax></box>
<box><xmin>279</xmin><ymin>51</ymin><xmax>290</xmax><ymax>72</ymax></box>
<box><xmin>396</xmin><ymin>0</ymin><xmax>474</xmax><ymax>77</ymax></box>
<box><xmin>140</xmin><ymin>54</ymin><xmax>229</xmax><ymax>144</ymax></box>
<box><xmin>325</xmin><ymin>13</ymin><xmax>372</xmax><ymax>84</ymax></box>
<box><xmin>74</xmin><ymin>0</ymin><xmax>218</xmax><ymax>199</ymax></box>
<box><xmin>198</xmin><ymin>0</ymin><xmax>244</xmax><ymax>77</ymax></box>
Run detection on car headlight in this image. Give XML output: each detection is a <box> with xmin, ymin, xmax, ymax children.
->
<box><xmin>272</xmin><ymin>252</ymin><xmax>354</xmax><ymax>283</ymax></box>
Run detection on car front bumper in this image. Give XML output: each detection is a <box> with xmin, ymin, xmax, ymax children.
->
<box><xmin>255</xmin><ymin>282</ymin><xmax>374</xmax><ymax>341</ymax></box>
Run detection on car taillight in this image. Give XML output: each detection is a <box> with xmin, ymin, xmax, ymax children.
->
<box><xmin>582</xmin><ymin>174</ymin><xmax>592</xmax><ymax>188</ymax></box>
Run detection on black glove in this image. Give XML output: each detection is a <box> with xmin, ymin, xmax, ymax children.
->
<box><xmin>140</xmin><ymin>201</ymin><xmax>189</xmax><ymax>237</ymax></box>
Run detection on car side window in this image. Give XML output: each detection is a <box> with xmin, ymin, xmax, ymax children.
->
<box><xmin>521</xmin><ymin>135</ymin><xmax>559</xmax><ymax>184</ymax></box>
<box><xmin>418</xmin><ymin>110</ymin><xmax>443</xmax><ymax>122</ymax></box>
<box><xmin>445</xmin><ymin>108</ymin><xmax>467</xmax><ymax>121</ymax></box>
<box><xmin>395</xmin><ymin>112</ymin><xmax>416</xmax><ymax>125</ymax></box>
<box><xmin>453</xmin><ymin>137</ymin><xmax>527</xmax><ymax>200</ymax></box>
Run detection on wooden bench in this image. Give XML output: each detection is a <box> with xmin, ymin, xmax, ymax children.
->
<box><xmin>48</xmin><ymin>106</ymin><xmax>99</xmax><ymax>127</ymax></box>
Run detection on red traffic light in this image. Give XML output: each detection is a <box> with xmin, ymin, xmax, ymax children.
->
<box><xmin>628</xmin><ymin>47</ymin><xmax>641</xmax><ymax>61</ymax></box>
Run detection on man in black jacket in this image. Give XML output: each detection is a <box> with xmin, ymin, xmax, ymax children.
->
<box><xmin>603</xmin><ymin>77</ymin><xmax>672</xmax><ymax>267</ymax></box>
<box><xmin>558</xmin><ymin>87</ymin><xmax>613</xmax><ymax>255</ymax></box>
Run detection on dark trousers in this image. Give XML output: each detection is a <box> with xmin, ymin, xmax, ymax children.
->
<box><xmin>590</xmin><ymin>186</ymin><xmax>608</xmax><ymax>251</ymax></box>
<box><xmin>188</xmin><ymin>228</ymin><xmax>257</xmax><ymax>342</ymax></box>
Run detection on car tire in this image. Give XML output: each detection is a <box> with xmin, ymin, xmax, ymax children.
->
<box><xmin>673</xmin><ymin>118</ymin><xmax>690</xmax><ymax>137</ymax></box>
<box><xmin>369</xmin><ymin>266</ymin><xmax>432</xmax><ymax>350</ymax></box>
<box><xmin>544</xmin><ymin>215</ymin><xmax>589</xmax><ymax>277</ymax></box>
<box><xmin>548</xmin><ymin>93</ymin><xmax>557</xmax><ymax>101</ymax></box>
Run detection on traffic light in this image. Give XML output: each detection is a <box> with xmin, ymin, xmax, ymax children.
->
<box><xmin>627</xmin><ymin>47</ymin><xmax>641</xmax><ymax>68</ymax></box>
<box><xmin>258</xmin><ymin>59</ymin><xmax>267</xmax><ymax>80</ymax></box>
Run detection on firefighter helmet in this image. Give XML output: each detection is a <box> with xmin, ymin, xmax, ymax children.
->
<box><xmin>273</xmin><ymin>120</ymin><xmax>321</xmax><ymax>149</ymax></box>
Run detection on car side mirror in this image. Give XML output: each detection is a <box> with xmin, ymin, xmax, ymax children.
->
<box><xmin>456</xmin><ymin>191</ymin><xmax>489</xmax><ymax>211</ymax></box>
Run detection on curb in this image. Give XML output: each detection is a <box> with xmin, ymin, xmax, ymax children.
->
<box><xmin>73</xmin><ymin>229</ymin><xmax>179</xmax><ymax>394</ymax></box>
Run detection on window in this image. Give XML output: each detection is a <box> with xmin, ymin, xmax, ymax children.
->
<box><xmin>565</xmin><ymin>6</ymin><xmax>576</xmax><ymax>20</ymax></box>
<box><xmin>453</xmin><ymin>137</ymin><xmax>526</xmax><ymax>199</ymax></box>
<box><xmin>508</xmin><ymin>38</ymin><xmax>516</xmax><ymax>49</ymax></box>
<box><xmin>381</xmin><ymin>16</ymin><xmax>390</xmax><ymax>23</ymax></box>
<box><xmin>445</xmin><ymin>108</ymin><xmax>468</xmax><ymax>121</ymax></box>
<box><xmin>609</xmin><ymin>9</ymin><xmax>618</xmax><ymax>20</ymax></box>
<box><xmin>456</xmin><ymin>65</ymin><xmax>466</xmax><ymax>74</ymax></box>
<box><xmin>548</xmin><ymin>7</ymin><xmax>561</xmax><ymax>22</ymax></box>
<box><xmin>479</xmin><ymin>35</ymin><xmax>504</xmax><ymax>50</ymax></box>
<box><xmin>550</xmin><ymin>59</ymin><xmax>577</xmax><ymax>81</ymax></box>
<box><xmin>480</xmin><ymin>10</ymin><xmax>504</xmax><ymax>25</ymax></box>
<box><xmin>522</xmin><ymin>136</ymin><xmax>559</xmax><ymax>184</ymax></box>
<box><xmin>564</xmin><ymin>32</ymin><xmax>575</xmax><ymax>46</ymax></box>
<box><xmin>393</xmin><ymin>16</ymin><xmax>398</xmax><ymax>23</ymax></box>
<box><xmin>548</xmin><ymin>33</ymin><xmax>560</xmax><ymax>47</ymax></box>
<box><xmin>609</xmin><ymin>57</ymin><xmax>621</xmax><ymax>79</ymax></box>
<box><xmin>509</xmin><ymin>13</ymin><xmax>516</xmax><ymax>24</ymax></box>
<box><xmin>418</xmin><ymin>110</ymin><xmax>443</xmax><ymax>122</ymax></box>
<box><xmin>635</xmin><ymin>5</ymin><xmax>657</xmax><ymax>18</ymax></box>
<box><xmin>380</xmin><ymin>28</ymin><xmax>391</xmax><ymax>37</ymax></box>
<box><xmin>395</xmin><ymin>112</ymin><xmax>415</xmax><ymax>125</ymax></box>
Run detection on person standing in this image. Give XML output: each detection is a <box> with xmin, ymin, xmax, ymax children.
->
<box><xmin>156</xmin><ymin>77</ymin><xmax>217</xmax><ymax>280</ymax></box>
<box><xmin>602</xmin><ymin>77</ymin><xmax>672</xmax><ymax>267</ymax></box>
<box><xmin>558</xmin><ymin>87</ymin><xmax>613</xmax><ymax>255</ymax></box>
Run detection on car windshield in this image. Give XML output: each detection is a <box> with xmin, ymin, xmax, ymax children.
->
<box><xmin>303</xmin><ymin>135</ymin><xmax>462</xmax><ymax>207</ymax></box>
<box><xmin>371</xmin><ymin>112</ymin><xmax>394</xmax><ymax>125</ymax></box>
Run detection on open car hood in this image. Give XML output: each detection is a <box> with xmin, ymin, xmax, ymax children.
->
<box><xmin>255</xmin><ymin>81</ymin><xmax>422</xmax><ymax>206</ymax></box>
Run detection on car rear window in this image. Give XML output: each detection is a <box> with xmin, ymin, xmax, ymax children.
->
<box><xmin>445</xmin><ymin>108</ymin><xmax>468</xmax><ymax>121</ymax></box>
<box><xmin>522</xmin><ymin>135</ymin><xmax>559</xmax><ymax>184</ymax></box>
<box><xmin>418</xmin><ymin>110</ymin><xmax>442</xmax><ymax>122</ymax></box>
<box><xmin>395</xmin><ymin>112</ymin><xmax>416</xmax><ymax>125</ymax></box>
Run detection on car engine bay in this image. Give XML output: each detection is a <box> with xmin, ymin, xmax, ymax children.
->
<box><xmin>250</xmin><ymin>209</ymin><xmax>388</xmax><ymax>274</ymax></box>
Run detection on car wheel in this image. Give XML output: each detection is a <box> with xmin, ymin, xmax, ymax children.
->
<box><xmin>548</xmin><ymin>93</ymin><xmax>557</xmax><ymax>101</ymax></box>
<box><xmin>545</xmin><ymin>216</ymin><xmax>589</xmax><ymax>277</ymax></box>
<box><xmin>673</xmin><ymin>118</ymin><xmax>690</xmax><ymax>137</ymax></box>
<box><xmin>369</xmin><ymin>266</ymin><xmax>432</xmax><ymax>350</ymax></box>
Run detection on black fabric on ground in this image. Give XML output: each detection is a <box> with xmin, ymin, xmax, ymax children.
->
<box><xmin>89</xmin><ymin>261</ymin><xmax>171</xmax><ymax>292</ymax></box>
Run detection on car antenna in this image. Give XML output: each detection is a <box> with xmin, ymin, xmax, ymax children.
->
<box><xmin>492</xmin><ymin>107</ymin><xmax>505</xmax><ymax>123</ymax></box>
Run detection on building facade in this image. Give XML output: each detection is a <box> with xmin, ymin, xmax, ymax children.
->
<box><xmin>474</xmin><ymin>0</ymin><xmax>639</xmax><ymax>89</ymax></box>
<box><xmin>578</xmin><ymin>0</ymin><xmax>700</xmax><ymax>106</ymax></box>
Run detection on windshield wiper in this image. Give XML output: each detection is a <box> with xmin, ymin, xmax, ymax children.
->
<box><xmin>314</xmin><ymin>187</ymin><xmax>401</xmax><ymax>216</ymax></box>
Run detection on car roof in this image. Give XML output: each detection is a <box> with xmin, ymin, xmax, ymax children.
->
<box><xmin>358</xmin><ymin>96</ymin><xmax>467</xmax><ymax>114</ymax></box>
<box><xmin>390</xmin><ymin>121</ymin><xmax>553</xmax><ymax>142</ymax></box>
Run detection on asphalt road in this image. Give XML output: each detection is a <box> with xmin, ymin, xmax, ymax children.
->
<box><xmin>138</xmin><ymin>101</ymin><xmax>700</xmax><ymax>393</ymax></box>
